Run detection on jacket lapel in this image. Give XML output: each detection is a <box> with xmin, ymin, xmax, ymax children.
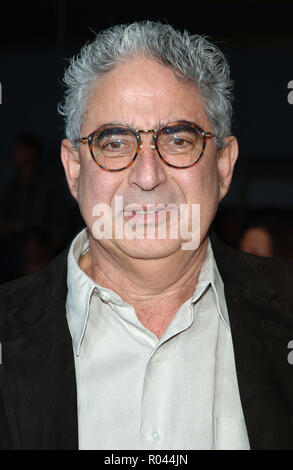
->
<box><xmin>211</xmin><ymin>231</ymin><xmax>293</xmax><ymax>449</ymax></box>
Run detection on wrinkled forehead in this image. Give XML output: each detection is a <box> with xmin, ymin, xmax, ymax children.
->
<box><xmin>83</xmin><ymin>55</ymin><xmax>209</xmax><ymax>133</ymax></box>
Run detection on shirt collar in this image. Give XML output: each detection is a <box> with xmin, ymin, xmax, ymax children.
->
<box><xmin>193</xmin><ymin>239</ymin><xmax>230</xmax><ymax>331</ymax></box>
<box><xmin>66</xmin><ymin>228</ymin><xmax>230</xmax><ymax>356</ymax></box>
<box><xmin>66</xmin><ymin>228</ymin><xmax>96</xmax><ymax>356</ymax></box>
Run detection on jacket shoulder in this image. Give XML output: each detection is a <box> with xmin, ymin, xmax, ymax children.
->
<box><xmin>246</xmin><ymin>251</ymin><xmax>293</xmax><ymax>298</ymax></box>
<box><xmin>211</xmin><ymin>231</ymin><xmax>293</xmax><ymax>302</ymax></box>
<box><xmin>0</xmin><ymin>248</ymin><xmax>69</xmax><ymax>341</ymax></box>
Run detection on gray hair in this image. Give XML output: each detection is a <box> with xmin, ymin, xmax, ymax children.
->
<box><xmin>58</xmin><ymin>21</ymin><xmax>234</xmax><ymax>149</ymax></box>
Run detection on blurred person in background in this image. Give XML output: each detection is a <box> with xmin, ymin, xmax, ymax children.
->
<box><xmin>0</xmin><ymin>134</ymin><xmax>82</xmax><ymax>281</ymax></box>
<box><xmin>237</xmin><ymin>210</ymin><xmax>293</xmax><ymax>259</ymax></box>
<box><xmin>238</xmin><ymin>213</ymin><xmax>275</xmax><ymax>258</ymax></box>
<box><xmin>214</xmin><ymin>208</ymin><xmax>293</xmax><ymax>259</ymax></box>
<box><xmin>0</xmin><ymin>134</ymin><xmax>45</xmax><ymax>234</ymax></box>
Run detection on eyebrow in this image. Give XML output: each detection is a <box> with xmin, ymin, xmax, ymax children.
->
<box><xmin>95</xmin><ymin>119</ymin><xmax>185</xmax><ymax>131</ymax></box>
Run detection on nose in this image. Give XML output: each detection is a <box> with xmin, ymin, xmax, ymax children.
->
<box><xmin>128</xmin><ymin>135</ymin><xmax>167</xmax><ymax>191</ymax></box>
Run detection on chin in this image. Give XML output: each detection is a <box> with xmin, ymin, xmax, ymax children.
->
<box><xmin>113</xmin><ymin>237</ymin><xmax>185</xmax><ymax>260</ymax></box>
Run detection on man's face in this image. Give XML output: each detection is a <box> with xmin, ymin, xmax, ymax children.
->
<box><xmin>61</xmin><ymin>55</ymin><xmax>238</xmax><ymax>260</ymax></box>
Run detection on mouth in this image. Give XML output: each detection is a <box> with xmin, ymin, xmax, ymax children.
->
<box><xmin>122</xmin><ymin>205</ymin><xmax>178</xmax><ymax>229</ymax></box>
<box><xmin>127</xmin><ymin>208</ymin><xmax>164</xmax><ymax>215</ymax></box>
<box><xmin>123</xmin><ymin>204</ymin><xmax>176</xmax><ymax>216</ymax></box>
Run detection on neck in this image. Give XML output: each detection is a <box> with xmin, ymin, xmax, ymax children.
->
<box><xmin>78</xmin><ymin>235</ymin><xmax>209</xmax><ymax>338</ymax></box>
<box><xmin>80</xmin><ymin>235</ymin><xmax>208</xmax><ymax>300</ymax></box>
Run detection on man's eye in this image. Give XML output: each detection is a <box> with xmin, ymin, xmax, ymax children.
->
<box><xmin>104</xmin><ymin>140</ymin><xmax>123</xmax><ymax>150</ymax></box>
<box><xmin>173</xmin><ymin>137</ymin><xmax>187</xmax><ymax>146</ymax></box>
<box><xmin>100</xmin><ymin>138</ymin><xmax>134</xmax><ymax>156</ymax></box>
<box><xmin>170</xmin><ymin>136</ymin><xmax>194</xmax><ymax>148</ymax></box>
<box><xmin>98</xmin><ymin>138</ymin><xmax>130</xmax><ymax>152</ymax></box>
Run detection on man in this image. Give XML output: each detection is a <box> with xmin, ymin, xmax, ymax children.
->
<box><xmin>0</xmin><ymin>21</ymin><xmax>293</xmax><ymax>450</ymax></box>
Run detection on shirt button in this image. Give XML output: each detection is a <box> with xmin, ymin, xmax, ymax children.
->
<box><xmin>151</xmin><ymin>354</ymin><xmax>160</xmax><ymax>363</ymax></box>
<box><xmin>151</xmin><ymin>428</ymin><xmax>160</xmax><ymax>441</ymax></box>
<box><xmin>99</xmin><ymin>291</ymin><xmax>112</xmax><ymax>303</ymax></box>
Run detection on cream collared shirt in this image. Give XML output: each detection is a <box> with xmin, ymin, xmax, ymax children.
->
<box><xmin>66</xmin><ymin>228</ymin><xmax>250</xmax><ymax>450</ymax></box>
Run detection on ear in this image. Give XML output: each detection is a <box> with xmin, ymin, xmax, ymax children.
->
<box><xmin>217</xmin><ymin>136</ymin><xmax>238</xmax><ymax>202</ymax></box>
<box><xmin>60</xmin><ymin>139</ymin><xmax>81</xmax><ymax>200</ymax></box>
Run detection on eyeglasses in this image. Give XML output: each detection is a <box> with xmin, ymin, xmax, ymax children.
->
<box><xmin>76</xmin><ymin>120</ymin><xmax>215</xmax><ymax>172</ymax></box>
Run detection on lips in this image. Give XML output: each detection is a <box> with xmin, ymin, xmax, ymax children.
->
<box><xmin>127</xmin><ymin>208</ymin><xmax>164</xmax><ymax>215</ymax></box>
<box><xmin>122</xmin><ymin>205</ymin><xmax>178</xmax><ymax>230</ymax></box>
<box><xmin>124</xmin><ymin>209</ymin><xmax>164</xmax><ymax>219</ymax></box>
<box><xmin>125</xmin><ymin>203</ymin><xmax>156</xmax><ymax>211</ymax></box>
<box><xmin>124</xmin><ymin>204</ymin><xmax>173</xmax><ymax>216</ymax></box>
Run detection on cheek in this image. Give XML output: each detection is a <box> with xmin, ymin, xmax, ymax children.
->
<box><xmin>77</xmin><ymin>162</ymin><xmax>124</xmax><ymax>221</ymax></box>
<box><xmin>182</xmin><ymin>158</ymin><xmax>220</xmax><ymax>239</ymax></box>
<box><xmin>203</xmin><ymin>160</ymin><xmax>220</xmax><ymax>202</ymax></box>
<box><xmin>181</xmin><ymin>157</ymin><xmax>220</xmax><ymax>205</ymax></box>
<box><xmin>77</xmin><ymin>164</ymin><xmax>108</xmax><ymax>216</ymax></box>
<box><xmin>199</xmin><ymin>160</ymin><xmax>220</xmax><ymax>232</ymax></box>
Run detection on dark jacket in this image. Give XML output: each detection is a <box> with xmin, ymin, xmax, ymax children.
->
<box><xmin>0</xmin><ymin>232</ymin><xmax>293</xmax><ymax>450</ymax></box>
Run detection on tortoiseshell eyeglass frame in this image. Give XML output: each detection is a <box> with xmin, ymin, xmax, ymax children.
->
<box><xmin>75</xmin><ymin>120</ymin><xmax>215</xmax><ymax>172</ymax></box>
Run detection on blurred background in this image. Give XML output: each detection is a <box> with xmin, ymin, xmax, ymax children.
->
<box><xmin>0</xmin><ymin>0</ymin><xmax>292</xmax><ymax>282</ymax></box>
